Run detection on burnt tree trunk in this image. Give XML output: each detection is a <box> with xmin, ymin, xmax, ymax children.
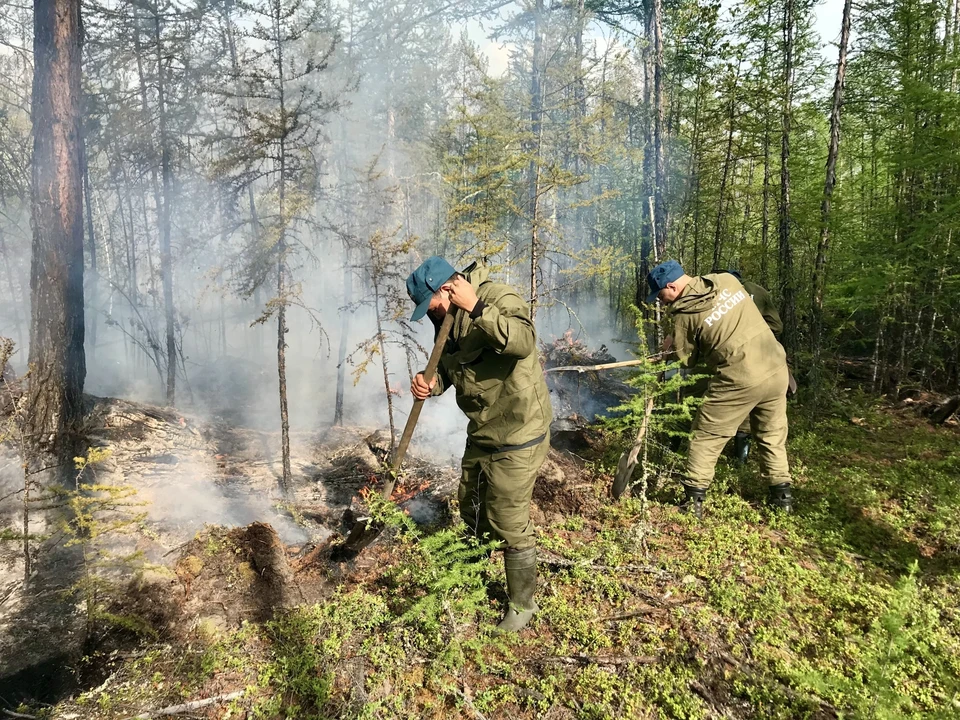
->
<box><xmin>26</xmin><ymin>0</ymin><xmax>86</xmax><ymax>454</ymax></box>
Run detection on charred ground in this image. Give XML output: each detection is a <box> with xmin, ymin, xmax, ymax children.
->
<box><xmin>0</xmin><ymin>385</ymin><xmax>958</xmax><ymax>719</ymax></box>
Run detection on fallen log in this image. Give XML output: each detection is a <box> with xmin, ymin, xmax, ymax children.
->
<box><xmin>126</xmin><ymin>691</ymin><xmax>242</xmax><ymax>719</ymax></box>
<box><xmin>2</xmin><ymin>709</ymin><xmax>38</xmax><ymax>720</ymax></box>
<box><xmin>930</xmin><ymin>395</ymin><xmax>960</xmax><ymax>426</ymax></box>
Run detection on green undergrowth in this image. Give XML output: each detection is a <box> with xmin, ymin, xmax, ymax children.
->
<box><xmin>48</xmin><ymin>394</ymin><xmax>960</xmax><ymax>719</ymax></box>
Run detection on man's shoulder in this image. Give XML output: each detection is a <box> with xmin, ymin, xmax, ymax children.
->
<box><xmin>743</xmin><ymin>280</ymin><xmax>771</xmax><ymax>296</ymax></box>
<box><xmin>479</xmin><ymin>281</ymin><xmax>525</xmax><ymax>303</ymax></box>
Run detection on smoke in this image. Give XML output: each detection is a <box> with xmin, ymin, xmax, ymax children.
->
<box><xmin>137</xmin><ymin>458</ymin><xmax>311</xmax><ymax>546</ymax></box>
<box><xmin>0</xmin><ymin>1</ymin><xmax>636</xmax><ymax>543</ymax></box>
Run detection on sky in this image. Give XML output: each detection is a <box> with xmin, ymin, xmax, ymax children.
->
<box><xmin>468</xmin><ymin>0</ymin><xmax>849</xmax><ymax>78</ymax></box>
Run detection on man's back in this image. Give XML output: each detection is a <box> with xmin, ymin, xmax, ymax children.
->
<box><xmin>670</xmin><ymin>273</ymin><xmax>786</xmax><ymax>387</ymax></box>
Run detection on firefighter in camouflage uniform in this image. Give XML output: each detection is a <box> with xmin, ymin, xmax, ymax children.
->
<box><xmin>407</xmin><ymin>257</ymin><xmax>552</xmax><ymax>632</ymax></box>
<box><xmin>647</xmin><ymin>260</ymin><xmax>794</xmax><ymax>517</ymax></box>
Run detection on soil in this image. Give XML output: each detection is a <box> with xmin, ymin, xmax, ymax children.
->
<box><xmin>532</xmin><ymin>449</ymin><xmax>599</xmax><ymax>522</ymax></box>
<box><xmin>0</xmin><ymin>394</ymin><xmax>458</xmax><ymax>700</ymax></box>
<box><xmin>0</xmin><ymin>391</ymin><xmax>597</xmax><ymax>707</ymax></box>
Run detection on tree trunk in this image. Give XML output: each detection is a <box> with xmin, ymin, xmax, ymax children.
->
<box><xmin>373</xmin><ymin>279</ymin><xmax>396</xmax><ymax>450</ymax></box>
<box><xmin>334</xmin><ymin>245</ymin><xmax>351</xmax><ymax>426</ymax></box>
<box><xmin>778</xmin><ymin>0</ymin><xmax>798</xmax><ymax>355</ymax></box>
<box><xmin>713</xmin><ymin>61</ymin><xmax>741</xmax><ymax>271</ymax></box>
<box><xmin>22</xmin><ymin>471</ymin><xmax>30</xmax><ymax>581</ymax></box>
<box><xmin>81</xmin><ymin>142</ymin><xmax>98</xmax><ymax>359</ymax></box>
<box><xmin>277</xmin><ymin>249</ymin><xmax>291</xmax><ymax>494</ymax></box>
<box><xmin>811</xmin><ymin>0</ymin><xmax>853</xmax><ymax>366</ymax></box>
<box><xmin>26</xmin><ymin>0</ymin><xmax>86</xmax><ymax>455</ymax></box>
<box><xmin>652</xmin><ymin>0</ymin><xmax>667</xmax><ymax>256</ymax></box>
<box><xmin>275</xmin><ymin>5</ymin><xmax>291</xmax><ymax>495</ymax></box>
<box><xmin>952</xmin><ymin>0</ymin><xmax>960</xmax><ymax>92</ymax></box>
<box><xmin>154</xmin><ymin>6</ymin><xmax>177</xmax><ymax>406</ymax></box>
<box><xmin>760</xmin><ymin>4</ymin><xmax>774</xmax><ymax>288</ymax></box>
<box><xmin>529</xmin><ymin>0</ymin><xmax>544</xmax><ymax>318</ymax></box>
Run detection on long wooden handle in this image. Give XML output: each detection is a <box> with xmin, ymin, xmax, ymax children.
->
<box><xmin>381</xmin><ymin>311</ymin><xmax>456</xmax><ymax>499</ymax></box>
<box><xmin>544</xmin><ymin>353</ymin><xmax>668</xmax><ymax>374</ymax></box>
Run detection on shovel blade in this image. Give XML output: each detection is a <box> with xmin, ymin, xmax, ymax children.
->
<box><xmin>331</xmin><ymin>517</ymin><xmax>385</xmax><ymax>561</ymax></box>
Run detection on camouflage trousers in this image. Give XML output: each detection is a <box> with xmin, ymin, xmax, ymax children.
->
<box><xmin>458</xmin><ymin>433</ymin><xmax>550</xmax><ymax>551</ymax></box>
<box><xmin>685</xmin><ymin>366</ymin><xmax>791</xmax><ymax>489</ymax></box>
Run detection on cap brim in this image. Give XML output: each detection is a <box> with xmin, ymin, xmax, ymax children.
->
<box><xmin>410</xmin><ymin>297</ymin><xmax>432</xmax><ymax>321</ymax></box>
<box><xmin>645</xmin><ymin>289</ymin><xmax>660</xmax><ymax>304</ymax></box>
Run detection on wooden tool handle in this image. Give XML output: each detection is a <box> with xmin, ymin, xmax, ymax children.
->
<box><xmin>381</xmin><ymin>311</ymin><xmax>456</xmax><ymax>499</ymax></box>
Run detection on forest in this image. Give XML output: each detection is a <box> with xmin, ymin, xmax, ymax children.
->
<box><xmin>0</xmin><ymin>0</ymin><xmax>959</xmax><ymax>718</ymax></box>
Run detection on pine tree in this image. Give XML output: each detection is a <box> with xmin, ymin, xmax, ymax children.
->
<box><xmin>27</xmin><ymin>0</ymin><xmax>86</xmax><ymax>457</ymax></box>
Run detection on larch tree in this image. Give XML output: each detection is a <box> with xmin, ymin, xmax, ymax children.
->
<box><xmin>213</xmin><ymin>0</ymin><xmax>339</xmax><ymax>494</ymax></box>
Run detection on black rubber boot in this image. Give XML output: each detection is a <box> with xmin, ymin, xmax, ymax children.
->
<box><xmin>496</xmin><ymin>547</ymin><xmax>538</xmax><ymax>633</ymax></box>
<box><xmin>767</xmin><ymin>483</ymin><xmax>793</xmax><ymax>512</ymax></box>
<box><xmin>733</xmin><ymin>431</ymin><xmax>751</xmax><ymax>464</ymax></box>
<box><xmin>679</xmin><ymin>483</ymin><xmax>706</xmax><ymax>520</ymax></box>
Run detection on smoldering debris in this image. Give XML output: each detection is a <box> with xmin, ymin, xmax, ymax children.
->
<box><xmin>81</xmin><ymin>395</ymin><xmax>463</xmax><ymax>551</ymax></box>
<box><xmin>542</xmin><ymin>333</ymin><xmax>636</xmax><ymax>420</ymax></box>
<box><xmin>81</xmin><ymin>397</ymin><xmax>309</xmax><ymax>546</ymax></box>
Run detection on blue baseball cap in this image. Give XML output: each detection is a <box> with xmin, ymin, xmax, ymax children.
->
<box><xmin>406</xmin><ymin>256</ymin><xmax>457</xmax><ymax>321</ymax></box>
<box><xmin>645</xmin><ymin>260</ymin><xmax>685</xmax><ymax>303</ymax></box>
<box><xmin>725</xmin><ymin>268</ymin><xmax>743</xmax><ymax>282</ymax></box>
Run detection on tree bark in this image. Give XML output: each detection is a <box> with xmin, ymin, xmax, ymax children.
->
<box><xmin>26</xmin><ymin>0</ymin><xmax>86</xmax><ymax>454</ymax></box>
<box><xmin>334</xmin><ymin>244</ymin><xmax>352</xmax><ymax>426</ymax></box>
<box><xmin>529</xmin><ymin>0</ymin><xmax>544</xmax><ymax>318</ymax></box>
<box><xmin>153</xmin><ymin>6</ymin><xmax>177</xmax><ymax>406</ymax></box>
<box><xmin>81</xmin><ymin>142</ymin><xmax>98</xmax><ymax>359</ymax></box>
<box><xmin>811</xmin><ymin>0</ymin><xmax>853</xmax><ymax>366</ymax></box>
<box><xmin>778</xmin><ymin>0</ymin><xmax>798</xmax><ymax>355</ymax></box>
<box><xmin>651</xmin><ymin>0</ymin><xmax>667</xmax><ymax>256</ymax></box>
<box><xmin>713</xmin><ymin>61</ymin><xmax>741</xmax><ymax>271</ymax></box>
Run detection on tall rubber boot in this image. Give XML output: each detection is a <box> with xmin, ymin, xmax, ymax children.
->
<box><xmin>496</xmin><ymin>547</ymin><xmax>538</xmax><ymax>633</ymax></box>
<box><xmin>733</xmin><ymin>431</ymin><xmax>751</xmax><ymax>464</ymax></box>
<box><xmin>679</xmin><ymin>483</ymin><xmax>706</xmax><ymax>520</ymax></box>
<box><xmin>767</xmin><ymin>483</ymin><xmax>793</xmax><ymax>513</ymax></box>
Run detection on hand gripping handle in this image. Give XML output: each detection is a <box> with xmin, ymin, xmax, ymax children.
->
<box><xmin>381</xmin><ymin>310</ymin><xmax>456</xmax><ymax>499</ymax></box>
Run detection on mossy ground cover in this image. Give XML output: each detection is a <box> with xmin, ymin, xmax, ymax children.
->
<box><xmin>42</xmin><ymin>395</ymin><xmax>960</xmax><ymax>719</ymax></box>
